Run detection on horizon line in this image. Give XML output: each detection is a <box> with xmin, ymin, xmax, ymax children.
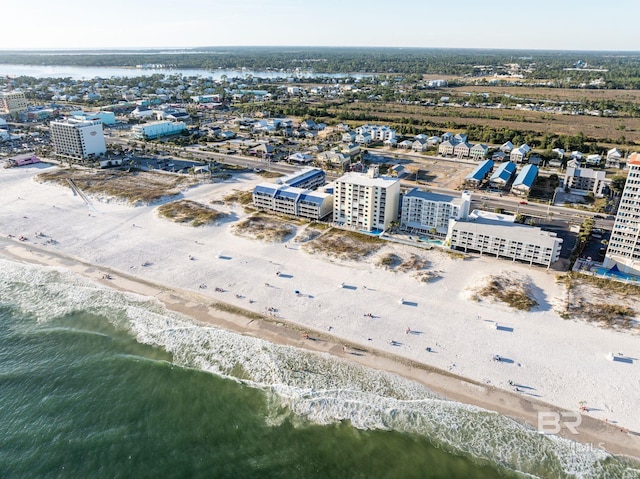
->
<box><xmin>1</xmin><ymin>46</ymin><xmax>640</xmax><ymax>54</ymax></box>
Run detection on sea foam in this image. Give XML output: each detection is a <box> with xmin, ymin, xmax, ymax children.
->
<box><xmin>1</xmin><ymin>258</ymin><xmax>638</xmax><ymax>479</ymax></box>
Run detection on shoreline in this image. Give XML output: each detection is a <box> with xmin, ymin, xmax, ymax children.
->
<box><xmin>2</xmin><ymin>238</ymin><xmax>639</xmax><ymax>463</ymax></box>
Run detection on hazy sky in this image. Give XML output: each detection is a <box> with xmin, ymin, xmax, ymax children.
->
<box><xmin>3</xmin><ymin>0</ymin><xmax>639</xmax><ymax>51</ymax></box>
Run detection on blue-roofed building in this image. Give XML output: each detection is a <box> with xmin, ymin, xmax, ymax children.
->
<box><xmin>489</xmin><ymin>161</ymin><xmax>517</xmax><ymax>190</ymax></box>
<box><xmin>464</xmin><ymin>159</ymin><xmax>494</xmax><ymax>188</ymax></box>
<box><xmin>511</xmin><ymin>164</ymin><xmax>538</xmax><ymax>196</ymax></box>
<box><xmin>253</xmin><ymin>183</ymin><xmax>333</xmax><ymax>219</ymax></box>
<box><xmin>277</xmin><ymin>167</ymin><xmax>326</xmax><ymax>190</ymax></box>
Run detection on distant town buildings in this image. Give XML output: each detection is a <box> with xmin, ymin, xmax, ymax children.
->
<box><xmin>604</xmin><ymin>152</ymin><xmax>640</xmax><ymax>275</ymax></box>
<box><xmin>333</xmin><ymin>167</ymin><xmax>400</xmax><ymax>232</ymax></box>
<box><xmin>0</xmin><ymin>91</ymin><xmax>28</xmax><ymax>116</ymax></box>
<box><xmin>50</xmin><ymin>118</ymin><xmax>106</xmax><ymax>160</ymax></box>
<box><xmin>131</xmin><ymin>121</ymin><xmax>186</xmax><ymax>140</ymax></box>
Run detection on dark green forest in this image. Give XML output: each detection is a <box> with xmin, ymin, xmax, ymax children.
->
<box><xmin>2</xmin><ymin>47</ymin><xmax>640</xmax><ymax>88</ymax></box>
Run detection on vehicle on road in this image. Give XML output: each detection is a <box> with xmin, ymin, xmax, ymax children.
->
<box><xmin>519</xmin><ymin>201</ymin><xmax>528</xmax><ymax>205</ymax></box>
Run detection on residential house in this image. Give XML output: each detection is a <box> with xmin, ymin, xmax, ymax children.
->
<box><xmin>585</xmin><ymin>154</ymin><xmax>602</xmax><ymax>167</ymax></box>
<box><xmin>511</xmin><ymin>164</ymin><xmax>538</xmax><ymax>196</ymax></box>
<box><xmin>427</xmin><ymin>136</ymin><xmax>441</xmax><ymax>146</ymax></box>
<box><xmin>438</xmin><ymin>140</ymin><xmax>454</xmax><ymax>156</ymax></box>
<box><xmin>489</xmin><ymin>161</ymin><xmax>517</xmax><ymax>189</ymax></box>
<box><xmin>287</xmin><ymin>152</ymin><xmax>313</xmax><ymax>164</ymax></box>
<box><xmin>454</xmin><ymin>141</ymin><xmax>472</xmax><ymax>159</ymax></box>
<box><xmin>342</xmin><ymin>131</ymin><xmax>356</xmax><ymax>143</ymax></box>
<box><xmin>355</xmin><ymin>132</ymin><xmax>372</xmax><ymax>145</ymax></box>
<box><xmin>441</xmin><ymin>132</ymin><xmax>454</xmax><ymax>143</ymax></box>
<box><xmin>317</xmin><ymin>151</ymin><xmax>350</xmax><ymax>169</ymax></box>
<box><xmin>510</xmin><ymin>144</ymin><xmax>531</xmax><ymax>163</ymax></box>
<box><xmin>398</xmin><ymin>139</ymin><xmax>414</xmax><ymax>149</ymax></box>
<box><xmin>499</xmin><ymin>141</ymin><xmax>514</xmax><ymax>153</ymax></box>
<box><xmin>470</xmin><ymin>143</ymin><xmax>489</xmax><ymax>161</ymax></box>
<box><xmin>464</xmin><ymin>160</ymin><xmax>494</xmax><ymax>188</ymax></box>
<box><xmin>606</xmin><ymin>148</ymin><xmax>623</xmax><ymax>168</ymax></box>
<box><xmin>412</xmin><ymin>138</ymin><xmax>429</xmax><ymax>152</ymax></box>
<box><xmin>492</xmin><ymin>151</ymin><xmax>508</xmax><ymax>162</ymax></box>
<box><xmin>453</xmin><ymin>133</ymin><xmax>467</xmax><ymax>145</ymax></box>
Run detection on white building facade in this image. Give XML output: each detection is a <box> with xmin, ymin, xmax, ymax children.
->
<box><xmin>604</xmin><ymin>153</ymin><xmax>640</xmax><ymax>275</ymax></box>
<box><xmin>0</xmin><ymin>91</ymin><xmax>28</xmax><ymax>115</ymax></box>
<box><xmin>448</xmin><ymin>211</ymin><xmax>563</xmax><ymax>267</ymax></box>
<box><xmin>401</xmin><ymin>189</ymin><xmax>471</xmax><ymax>235</ymax></box>
<box><xmin>333</xmin><ymin>168</ymin><xmax>400</xmax><ymax>232</ymax></box>
<box><xmin>50</xmin><ymin>118</ymin><xmax>106</xmax><ymax>160</ymax></box>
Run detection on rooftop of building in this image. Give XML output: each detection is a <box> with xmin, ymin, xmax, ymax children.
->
<box><xmin>404</xmin><ymin>188</ymin><xmax>466</xmax><ymax>205</ymax></box>
<box><xmin>335</xmin><ymin>171</ymin><xmax>400</xmax><ymax>188</ymax></box>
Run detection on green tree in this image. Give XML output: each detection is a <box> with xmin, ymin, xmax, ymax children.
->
<box><xmin>610</xmin><ymin>175</ymin><xmax>627</xmax><ymax>193</ymax></box>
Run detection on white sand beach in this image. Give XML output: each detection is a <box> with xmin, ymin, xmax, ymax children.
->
<box><xmin>1</xmin><ymin>163</ymin><xmax>639</xmax><ymax>459</ymax></box>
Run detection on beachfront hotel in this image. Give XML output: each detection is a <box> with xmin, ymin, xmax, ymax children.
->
<box><xmin>401</xmin><ymin>189</ymin><xmax>471</xmax><ymax>235</ymax></box>
<box><xmin>252</xmin><ymin>168</ymin><xmax>332</xmax><ymax>220</ymax></box>
<box><xmin>448</xmin><ymin>210</ymin><xmax>563</xmax><ymax>267</ymax></box>
<box><xmin>333</xmin><ymin>167</ymin><xmax>400</xmax><ymax>232</ymax></box>
<box><xmin>50</xmin><ymin>118</ymin><xmax>107</xmax><ymax>160</ymax></box>
<box><xmin>604</xmin><ymin>152</ymin><xmax>640</xmax><ymax>275</ymax></box>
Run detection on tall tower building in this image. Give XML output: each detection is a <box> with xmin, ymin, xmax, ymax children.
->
<box><xmin>604</xmin><ymin>152</ymin><xmax>640</xmax><ymax>275</ymax></box>
<box><xmin>50</xmin><ymin>118</ymin><xmax>106</xmax><ymax>160</ymax></box>
<box><xmin>333</xmin><ymin>167</ymin><xmax>400</xmax><ymax>232</ymax></box>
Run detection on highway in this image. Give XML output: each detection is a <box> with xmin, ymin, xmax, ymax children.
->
<box><xmin>107</xmin><ymin>136</ymin><xmax>615</xmax><ymax>230</ymax></box>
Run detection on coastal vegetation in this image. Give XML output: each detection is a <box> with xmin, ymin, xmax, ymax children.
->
<box><xmin>2</xmin><ymin>47</ymin><xmax>639</xmax><ymax>88</ymax></box>
<box><xmin>471</xmin><ymin>273</ymin><xmax>538</xmax><ymax>311</ymax></box>
<box><xmin>157</xmin><ymin>199</ymin><xmax>227</xmax><ymax>226</ymax></box>
<box><xmin>36</xmin><ymin>169</ymin><xmax>194</xmax><ymax>204</ymax></box>
<box><xmin>222</xmin><ymin>190</ymin><xmax>254</xmax><ymax>206</ymax></box>
<box><xmin>558</xmin><ymin>272</ymin><xmax>639</xmax><ymax>330</ymax></box>
<box><xmin>304</xmin><ymin>228</ymin><xmax>384</xmax><ymax>261</ymax></box>
<box><xmin>233</xmin><ymin>214</ymin><xmax>295</xmax><ymax>242</ymax></box>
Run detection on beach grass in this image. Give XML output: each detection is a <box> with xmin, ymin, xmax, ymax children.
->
<box><xmin>37</xmin><ymin>168</ymin><xmax>195</xmax><ymax>204</ymax></box>
<box><xmin>473</xmin><ymin>274</ymin><xmax>538</xmax><ymax>311</ymax></box>
<box><xmin>233</xmin><ymin>214</ymin><xmax>295</xmax><ymax>242</ymax></box>
<box><xmin>304</xmin><ymin>228</ymin><xmax>384</xmax><ymax>261</ymax></box>
<box><xmin>157</xmin><ymin>200</ymin><xmax>228</xmax><ymax>226</ymax></box>
<box><xmin>223</xmin><ymin>189</ymin><xmax>254</xmax><ymax>206</ymax></box>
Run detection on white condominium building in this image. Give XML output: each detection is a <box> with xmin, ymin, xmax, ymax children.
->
<box><xmin>0</xmin><ymin>91</ymin><xmax>29</xmax><ymax>115</ymax></box>
<box><xmin>604</xmin><ymin>152</ymin><xmax>640</xmax><ymax>274</ymax></box>
<box><xmin>448</xmin><ymin>211</ymin><xmax>563</xmax><ymax>268</ymax></box>
<box><xmin>401</xmin><ymin>189</ymin><xmax>471</xmax><ymax>235</ymax></box>
<box><xmin>50</xmin><ymin>118</ymin><xmax>106</xmax><ymax>160</ymax></box>
<box><xmin>333</xmin><ymin>167</ymin><xmax>400</xmax><ymax>232</ymax></box>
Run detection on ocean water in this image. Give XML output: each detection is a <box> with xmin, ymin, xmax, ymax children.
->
<box><xmin>0</xmin><ymin>258</ymin><xmax>638</xmax><ymax>479</ymax></box>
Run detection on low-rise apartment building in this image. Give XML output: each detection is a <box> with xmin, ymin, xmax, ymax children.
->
<box><xmin>563</xmin><ymin>166</ymin><xmax>607</xmax><ymax>196</ymax></box>
<box><xmin>131</xmin><ymin>121</ymin><xmax>186</xmax><ymax>139</ymax></box>
<box><xmin>448</xmin><ymin>211</ymin><xmax>563</xmax><ymax>267</ymax></box>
